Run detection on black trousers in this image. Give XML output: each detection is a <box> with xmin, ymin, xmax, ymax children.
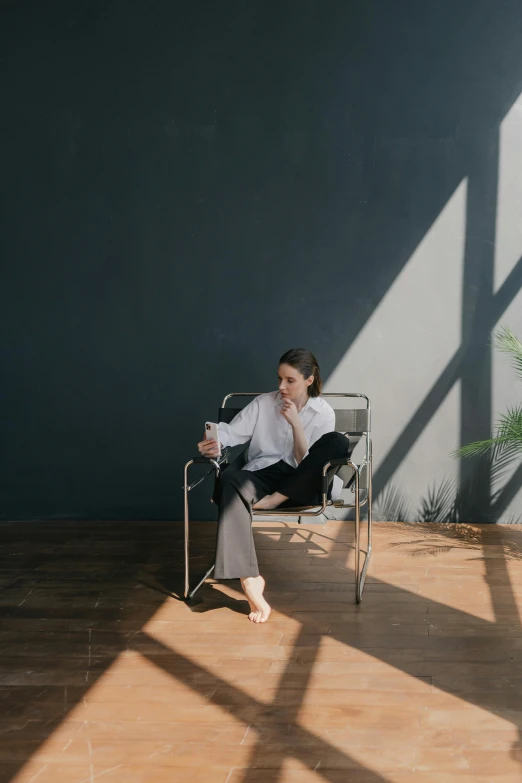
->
<box><xmin>213</xmin><ymin>432</ymin><xmax>350</xmax><ymax>579</ymax></box>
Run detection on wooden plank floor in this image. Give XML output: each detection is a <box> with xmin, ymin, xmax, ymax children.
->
<box><xmin>1</xmin><ymin>519</ymin><xmax>522</xmax><ymax>783</ymax></box>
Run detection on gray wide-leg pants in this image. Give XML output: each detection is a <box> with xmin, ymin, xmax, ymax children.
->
<box><xmin>213</xmin><ymin>432</ymin><xmax>350</xmax><ymax>579</ymax></box>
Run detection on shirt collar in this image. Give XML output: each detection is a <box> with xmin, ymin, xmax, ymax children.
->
<box><xmin>304</xmin><ymin>395</ymin><xmax>322</xmax><ymax>413</ymax></box>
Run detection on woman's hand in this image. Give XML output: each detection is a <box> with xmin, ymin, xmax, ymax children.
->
<box><xmin>280</xmin><ymin>397</ymin><xmax>301</xmax><ymax>428</ymax></box>
<box><xmin>197</xmin><ymin>435</ymin><xmax>221</xmax><ymax>459</ymax></box>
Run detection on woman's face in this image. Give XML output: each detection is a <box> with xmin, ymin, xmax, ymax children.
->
<box><xmin>277</xmin><ymin>363</ymin><xmax>313</xmax><ymax>401</ymax></box>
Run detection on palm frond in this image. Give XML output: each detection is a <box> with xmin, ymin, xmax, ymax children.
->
<box><xmin>455</xmin><ymin>326</ymin><xmax>522</xmax><ymax>454</ymax></box>
<box><xmin>417</xmin><ymin>478</ymin><xmax>456</xmax><ymax>523</ymax></box>
<box><xmin>494</xmin><ymin>326</ymin><xmax>522</xmax><ymax>383</ymax></box>
<box><xmin>497</xmin><ymin>405</ymin><xmax>522</xmax><ymax>443</ymax></box>
<box><xmin>457</xmin><ymin>408</ymin><xmax>522</xmax><ymax>459</ymax></box>
<box><xmin>453</xmin><ymin>435</ymin><xmax>517</xmax><ymax>459</ymax></box>
<box><xmin>489</xmin><ymin>439</ymin><xmax>522</xmax><ymax>489</ymax></box>
<box><xmin>374</xmin><ymin>482</ymin><xmax>413</xmax><ymax>522</ymax></box>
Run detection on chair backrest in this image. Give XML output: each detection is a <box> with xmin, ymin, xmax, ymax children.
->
<box><xmin>219</xmin><ymin>394</ymin><xmax>370</xmax><ymax>430</ymax></box>
<box><xmin>218</xmin><ymin>405</ymin><xmax>369</xmax><ymax>431</ymax></box>
<box><xmin>218</xmin><ymin>407</ymin><xmax>242</xmax><ymax>424</ymax></box>
<box><xmin>334</xmin><ymin>408</ymin><xmax>369</xmax><ymax>435</ymax></box>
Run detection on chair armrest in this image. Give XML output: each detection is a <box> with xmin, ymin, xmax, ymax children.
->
<box><xmin>185</xmin><ymin>449</ymin><xmax>231</xmax><ymax>492</ymax></box>
<box><xmin>322</xmin><ymin>458</ymin><xmax>357</xmax><ymax>493</ymax></box>
<box><xmin>192</xmin><ymin>447</ymin><xmax>231</xmax><ymax>465</ymax></box>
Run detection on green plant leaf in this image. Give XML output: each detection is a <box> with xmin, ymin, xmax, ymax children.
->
<box><xmin>452</xmin><ymin>436</ymin><xmax>517</xmax><ymax>459</ymax></box>
<box><xmin>497</xmin><ymin>405</ymin><xmax>522</xmax><ymax>444</ymax></box>
<box><xmin>494</xmin><ymin>326</ymin><xmax>522</xmax><ymax>383</ymax></box>
<box><xmin>489</xmin><ymin>439</ymin><xmax>522</xmax><ymax>489</ymax></box>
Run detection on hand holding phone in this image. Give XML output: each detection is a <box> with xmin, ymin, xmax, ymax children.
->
<box><xmin>197</xmin><ymin>422</ymin><xmax>221</xmax><ymax>459</ymax></box>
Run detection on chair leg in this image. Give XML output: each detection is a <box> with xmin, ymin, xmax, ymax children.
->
<box><xmin>354</xmin><ymin>469</ymin><xmax>360</xmax><ymax>602</ymax></box>
<box><xmin>356</xmin><ymin>458</ymin><xmax>373</xmax><ymax>603</ymax></box>
<box><xmin>184</xmin><ymin>461</ymin><xmax>192</xmax><ymax>599</ymax></box>
<box><xmin>184</xmin><ymin>460</ymin><xmax>220</xmax><ymax>600</ymax></box>
<box><xmin>187</xmin><ymin>564</ymin><xmax>215</xmax><ymax>600</ymax></box>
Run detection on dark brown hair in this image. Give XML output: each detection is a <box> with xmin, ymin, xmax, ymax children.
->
<box><xmin>278</xmin><ymin>348</ymin><xmax>322</xmax><ymax>397</ymax></box>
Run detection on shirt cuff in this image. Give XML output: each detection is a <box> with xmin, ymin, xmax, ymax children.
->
<box><xmin>293</xmin><ymin>449</ymin><xmax>309</xmax><ymax>467</ymax></box>
<box><xmin>217</xmin><ymin>423</ymin><xmax>230</xmax><ymax>449</ymax></box>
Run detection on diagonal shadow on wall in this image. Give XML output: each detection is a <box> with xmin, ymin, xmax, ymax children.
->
<box><xmin>373</xmin><ymin>249</ymin><xmax>522</xmax><ymax>518</ymax></box>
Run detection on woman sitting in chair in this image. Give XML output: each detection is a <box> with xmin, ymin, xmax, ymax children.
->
<box><xmin>197</xmin><ymin>349</ymin><xmax>350</xmax><ymax>624</ymax></box>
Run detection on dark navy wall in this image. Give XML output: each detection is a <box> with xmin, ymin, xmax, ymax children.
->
<box><xmin>2</xmin><ymin>1</ymin><xmax>522</xmax><ymax>521</ymax></box>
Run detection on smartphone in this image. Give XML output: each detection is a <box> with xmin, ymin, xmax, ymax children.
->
<box><xmin>205</xmin><ymin>422</ymin><xmax>221</xmax><ymax>457</ymax></box>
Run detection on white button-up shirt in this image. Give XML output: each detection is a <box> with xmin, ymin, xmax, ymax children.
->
<box><xmin>215</xmin><ymin>391</ymin><xmax>342</xmax><ymax>498</ymax></box>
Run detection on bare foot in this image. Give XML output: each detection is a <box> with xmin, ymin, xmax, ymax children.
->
<box><xmin>253</xmin><ymin>492</ymin><xmax>288</xmax><ymax>511</ymax></box>
<box><xmin>240</xmin><ymin>575</ymin><xmax>272</xmax><ymax>623</ymax></box>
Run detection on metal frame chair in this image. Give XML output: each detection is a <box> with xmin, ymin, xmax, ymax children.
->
<box><xmin>184</xmin><ymin>392</ymin><xmax>372</xmax><ymax>603</ymax></box>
